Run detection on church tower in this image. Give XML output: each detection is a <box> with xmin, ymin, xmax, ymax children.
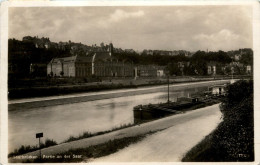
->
<box><xmin>109</xmin><ymin>43</ymin><xmax>114</xmax><ymax>56</ymax></box>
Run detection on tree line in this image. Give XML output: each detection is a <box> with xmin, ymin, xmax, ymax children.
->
<box><xmin>8</xmin><ymin>38</ymin><xmax>253</xmax><ymax>78</ymax></box>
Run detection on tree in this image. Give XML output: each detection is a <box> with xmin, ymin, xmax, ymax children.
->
<box><xmin>60</xmin><ymin>71</ymin><xmax>64</xmax><ymax>77</ymax></box>
<box><xmin>224</xmin><ymin>66</ymin><xmax>231</xmax><ymax>75</ymax></box>
<box><xmin>240</xmin><ymin>53</ymin><xmax>253</xmax><ymax>65</ymax></box>
<box><xmin>168</xmin><ymin>63</ymin><xmax>181</xmax><ymax>76</ymax></box>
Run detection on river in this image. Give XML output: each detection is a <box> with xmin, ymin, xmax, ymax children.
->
<box><xmin>8</xmin><ymin>81</ymin><xmax>226</xmax><ymax>153</ymax></box>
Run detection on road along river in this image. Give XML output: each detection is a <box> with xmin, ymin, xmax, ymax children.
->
<box><xmin>8</xmin><ymin>80</ymin><xmax>230</xmax><ymax>153</ymax></box>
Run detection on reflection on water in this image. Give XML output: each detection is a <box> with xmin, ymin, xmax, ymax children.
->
<box><xmin>8</xmin><ymin>86</ymin><xmax>207</xmax><ymax>152</ymax></box>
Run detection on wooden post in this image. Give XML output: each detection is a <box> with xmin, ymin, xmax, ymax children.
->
<box><xmin>36</xmin><ymin>133</ymin><xmax>43</xmax><ymax>160</ymax></box>
<box><xmin>39</xmin><ymin>137</ymin><xmax>41</xmax><ymax>159</ymax></box>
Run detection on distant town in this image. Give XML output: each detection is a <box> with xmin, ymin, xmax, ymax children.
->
<box><xmin>8</xmin><ymin>36</ymin><xmax>253</xmax><ymax>79</ymax></box>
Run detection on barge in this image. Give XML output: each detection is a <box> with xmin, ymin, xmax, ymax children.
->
<box><xmin>133</xmin><ymin>97</ymin><xmax>204</xmax><ymax>123</ymax></box>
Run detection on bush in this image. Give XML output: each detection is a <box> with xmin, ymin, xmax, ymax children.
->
<box><xmin>44</xmin><ymin>138</ymin><xmax>58</xmax><ymax>147</ymax></box>
<box><xmin>9</xmin><ymin>139</ymin><xmax>57</xmax><ymax>157</ymax></box>
<box><xmin>221</xmin><ymin>80</ymin><xmax>253</xmax><ymax>121</ymax></box>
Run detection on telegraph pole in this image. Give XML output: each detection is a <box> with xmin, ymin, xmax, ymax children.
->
<box><xmin>168</xmin><ymin>75</ymin><xmax>170</xmax><ymax>104</ymax></box>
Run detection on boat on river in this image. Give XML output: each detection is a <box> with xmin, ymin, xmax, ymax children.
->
<box><xmin>133</xmin><ymin>96</ymin><xmax>204</xmax><ymax>123</ymax></box>
<box><xmin>133</xmin><ymin>75</ymin><xmax>206</xmax><ymax>123</ymax></box>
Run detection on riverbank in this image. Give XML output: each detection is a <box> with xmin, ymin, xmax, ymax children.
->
<box><xmin>9</xmin><ymin>79</ymin><xmax>231</xmax><ymax>110</ymax></box>
<box><xmin>8</xmin><ymin>104</ymin><xmax>221</xmax><ymax>163</ymax></box>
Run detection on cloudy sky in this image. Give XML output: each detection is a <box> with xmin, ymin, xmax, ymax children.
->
<box><xmin>9</xmin><ymin>6</ymin><xmax>252</xmax><ymax>51</ymax></box>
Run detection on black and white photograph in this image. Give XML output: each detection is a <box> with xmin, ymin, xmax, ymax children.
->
<box><xmin>0</xmin><ymin>0</ymin><xmax>259</xmax><ymax>163</ymax></box>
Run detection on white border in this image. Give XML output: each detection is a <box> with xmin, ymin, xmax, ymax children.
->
<box><xmin>1</xmin><ymin>0</ymin><xmax>259</xmax><ymax>165</ymax></box>
<box><xmin>1</xmin><ymin>1</ymin><xmax>9</xmax><ymax>164</ymax></box>
<box><xmin>253</xmin><ymin>0</ymin><xmax>260</xmax><ymax>164</ymax></box>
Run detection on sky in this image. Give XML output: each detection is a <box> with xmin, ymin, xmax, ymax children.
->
<box><xmin>9</xmin><ymin>6</ymin><xmax>252</xmax><ymax>52</ymax></box>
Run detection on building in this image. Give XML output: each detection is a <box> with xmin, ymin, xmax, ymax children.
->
<box><xmin>134</xmin><ymin>65</ymin><xmax>158</xmax><ymax>77</ymax></box>
<box><xmin>92</xmin><ymin>51</ymin><xmax>134</xmax><ymax>77</ymax></box>
<box><xmin>157</xmin><ymin>66</ymin><xmax>166</xmax><ymax>77</ymax></box>
<box><xmin>47</xmin><ymin>55</ymin><xmax>92</xmax><ymax>77</ymax></box>
<box><xmin>207</xmin><ymin>62</ymin><xmax>216</xmax><ymax>75</ymax></box>
<box><xmin>246</xmin><ymin>65</ymin><xmax>252</xmax><ymax>74</ymax></box>
<box><xmin>47</xmin><ymin>43</ymin><xmax>134</xmax><ymax>77</ymax></box>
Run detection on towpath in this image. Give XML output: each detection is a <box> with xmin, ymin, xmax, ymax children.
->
<box><xmin>93</xmin><ymin>104</ymin><xmax>222</xmax><ymax>162</ymax></box>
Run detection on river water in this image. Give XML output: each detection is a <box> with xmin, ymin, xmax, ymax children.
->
<box><xmin>8</xmin><ymin>85</ymin><xmax>210</xmax><ymax>152</ymax></box>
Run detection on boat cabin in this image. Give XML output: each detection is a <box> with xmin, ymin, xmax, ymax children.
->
<box><xmin>209</xmin><ymin>84</ymin><xmax>227</xmax><ymax>96</ymax></box>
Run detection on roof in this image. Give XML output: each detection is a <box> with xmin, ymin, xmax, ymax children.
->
<box><xmin>93</xmin><ymin>52</ymin><xmax>112</xmax><ymax>61</ymax></box>
<box><xmin>92</xmin><ymin>52</ymin><xmax>121</xmax><ymax>63</ymax></box>
<box><xmin>209</xmin><ymin>84</ymin><xmax>227</xmax><ymax>88</ymax></box>
<box><xmin>49</xmin><ymin>51</ymin><xmax>130</xmax><ymax>64</ymax></box>
<box><xmin>74</xmin><ymin>55</ymin><xmax>92</xmax><ymax>63</ymax></box>
<box><xmin>48</xmin><ymin>55</ymin><xmax>92</xmax><ymax>64</ymax></box>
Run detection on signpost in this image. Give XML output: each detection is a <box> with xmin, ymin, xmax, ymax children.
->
<box><xmin>36</xmin><ymin>132</ymin><xmax>43</xmax><ymax>159</ymax></box>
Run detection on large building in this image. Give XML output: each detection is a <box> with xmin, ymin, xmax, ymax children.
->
<box><xmin>47</xmin><ymin>55</ymin><xmax>92</xmax><ymax>77</ymax></box>
<box><xmin>47</xmin><ymin>43</ymin><xmax>134</xmax><ymax>77</ymax></box>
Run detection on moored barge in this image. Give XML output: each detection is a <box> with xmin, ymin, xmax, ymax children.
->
<box><xmin>133</xmin><ymin>97</ymin><xmax>204</xmax><ymax>123</ymax></box>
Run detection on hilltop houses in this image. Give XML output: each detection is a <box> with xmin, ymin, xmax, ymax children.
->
<box><xmin>143</xmin><ymin>49</ymin><xmax>191</xmax><ymax>56</ymax></box>
<box><xmin>9</xmin><ymin>37</ymin><xmax>252</xmax><ymax>78</ymax></box>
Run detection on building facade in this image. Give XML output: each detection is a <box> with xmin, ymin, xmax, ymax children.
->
<box><xmin>47</xmin><ymin>55</ymin><xmax>92</xmax><ymax>77</ymax></box>
<box><xmin>47</xmin><ymin>43</ymin><xmax>134</xmax><ymax>78</ymax></box>
<box><xmin>207</xmin><ymin>62</ymin><xmax>216</xmax><ymax>75</ymax></box>
<box><xmin>92</xmin><ymin>52</ymin><xmax>134</xmax><ymax>77</ymax></box>
<box><xmin>135</xmin><ymin>65</ymin><xmax>158</xmax><ymax>77</ymax></box>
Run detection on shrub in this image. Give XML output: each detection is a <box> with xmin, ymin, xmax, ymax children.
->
<box><xmin>8</xmin><ymin>139</ymin><xmax>58</xmax><ymax>157</ymax></box>
<box><xmin>44</xmin><ymin>138</ymin><xmax>58</xmax><ymax>147</ymax></box>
